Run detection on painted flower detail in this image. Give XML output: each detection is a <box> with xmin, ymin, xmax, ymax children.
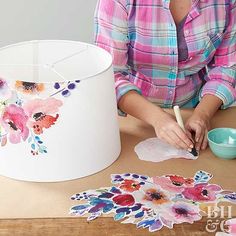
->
<box><xmin>137</xmin><ymin>217</ymin><xmax>163</xmax><ymax>232</ymax></box>
<box><xmin>88</xmin><ymin>198</ymin><xmax>114</xmax><ymax>215</ymax></box>
<box><xmin>225</xmin><ymin>218</ymin><xmax>236</xmax><ymax>234</ymax></box>
<box><xmin>161</xmin><ymin>201</ymin><xmax>202</xmax><ymax>224</ymax></box>
<box><xmin>52</xmin><ymin>80</ymin><xmax>80</xmax><ymax>97</ymax></box>
<box><xmin>223</xmin><ymin>193</ymin><xmax>236</xmax><ymax>203</ymax></box>
<box><xmin>133</xmin><ymin>184</ymin><xmax>172</xmax><ymax>209</ymax></box>
<box><xmin>119</xmin><ymin>179</ymin><xmax>142</xmax><ymax>192</ymax></box>
<box><xmin>23</xmin><ymin>98</ymin><xmax>62</xmax><ymax>134</ymax></box>
<box><xmin>70</xmin><ymin>172</ymin><xmax>236</xmax><ymax>233</ymax></box>
<box><xmin>153</xmin><ymin>175</ymin><xmax>194</xmax><ymax>194</ymax></box>
<box><xmin>0</xmin><ymin>104</ymin><xmax>29</xmax><ymax>144</ymax></box>
<box><xmin>113</xmin><ymin>194</ymin><xmax>135</xmax><ymax>206</ymax></box>
<box><xmin>15</xmin><ymin>81</ymin><xmax>44</xmax><ymax>94</ymax></box>
<box><xmin>0</xmin><ymin>78</ymin><xmax>11</xmax><ymax>101</ymax></box>
<box><xmin>167</xmin><ymin>175</ymin><xmax>194</xmax><ymax>186</ymax></box>
<box><xmin>182</xmin><ymin>183</ymin><xmax>222</xmax><ymax>202</ymax></box>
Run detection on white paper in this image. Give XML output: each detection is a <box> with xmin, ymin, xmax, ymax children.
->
<box><xmin>134</xmin><ymin>138</ymin><xmax>198</xmax><ymax>162</ymax></box>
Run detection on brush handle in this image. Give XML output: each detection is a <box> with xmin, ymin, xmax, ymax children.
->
<box><xmin>173</xmin><ymin>106</ymin><xmax>198</xmax><ymax>156</ymax></box>
<box><xmin>173</xmin><ymin>105</ymin><xmax>185</xmax><ymax>131</ymax></box>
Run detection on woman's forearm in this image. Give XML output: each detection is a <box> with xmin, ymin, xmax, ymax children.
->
<box><xmin>194</xmin><ymin>94</ymin><xmax>223</xmax><ymax>119</ymax></box>
<box><xmin>118</xmin><ymin>91</ymin><xmax>165</xmax><ymax>126</ymax></box>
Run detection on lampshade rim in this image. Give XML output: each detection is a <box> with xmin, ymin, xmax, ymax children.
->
<box><xmin>0</xmin><ymin>39</ymin><xmax>113</xmax><ymax>83</ymax></box>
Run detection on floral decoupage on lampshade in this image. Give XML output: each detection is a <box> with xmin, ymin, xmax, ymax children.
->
<box><xmin>0</xmin><ymin>78</ymin><xmax>81</xmax><ymax>155</ymax></box>
<box><xmin>0</xmin><ymin>40</ymin><xmax>120</xmax><ymax>182</ymax></box>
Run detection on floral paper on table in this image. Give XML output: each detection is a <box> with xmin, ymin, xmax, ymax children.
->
<box><xmin>70</xmin><ymin>171</ymin><xmax>236</xmax><ymax>233</ymax></box>
<box><xmin>135</xmin><ymin>138</ymin><xmax>198</xmax><ymax>162</ymax></box>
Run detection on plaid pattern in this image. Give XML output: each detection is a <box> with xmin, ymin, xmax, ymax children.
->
<box><xmin>94</xmin><ymin>0</ymin><xmax>236</xmax><ymax>110</ymax></box>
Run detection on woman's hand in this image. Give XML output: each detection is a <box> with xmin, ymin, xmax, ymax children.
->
<box><xmin>152</xmin><ymin>111</ymin><xmax>194</xmax><ymax>151</ymax></box>
<box><xmin>185</xmin><ymin>111</ymin><xmax>210</xmax><ymax>151</ymax></box>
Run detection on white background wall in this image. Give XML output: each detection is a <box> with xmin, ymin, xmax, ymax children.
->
<box><xmin>0</xmin><ymin>0</ymin><xmax>98</xmax><ymax>47</ymax></box>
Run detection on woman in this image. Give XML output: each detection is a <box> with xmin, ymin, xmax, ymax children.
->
<box><xmin>94</xmin><ymin>0</ymin><xmax>236</xmax><ymax>152</ymax></box>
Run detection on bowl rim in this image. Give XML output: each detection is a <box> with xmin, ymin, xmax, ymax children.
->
<box><xmin>207</xmin><ymin>127</ymin><xmax>236</xmax><ymax>147</ymax></box>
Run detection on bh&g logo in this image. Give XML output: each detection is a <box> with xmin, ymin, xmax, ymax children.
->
<box><xmin>205</xmin><ymin>206</ymin><xmax>232</xmax><ymax>233</ymax></box>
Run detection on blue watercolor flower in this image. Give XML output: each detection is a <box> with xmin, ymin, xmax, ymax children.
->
<box><xmin>88</xmin><ymin>197</ymin><xmax>114</xmax><ymax>214</ymax></box>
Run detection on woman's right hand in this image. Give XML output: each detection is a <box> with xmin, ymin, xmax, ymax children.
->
<box><xmin>118</xmin><ymin>91</ymin><xmax>193</xmax><ymax>151</ymax></box>
<box><xmin>151</xmin><ymin>111</ymin><xmax>194</xmax><ymax>151</ymax></box>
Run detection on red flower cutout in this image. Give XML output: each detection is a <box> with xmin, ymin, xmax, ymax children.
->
<box><xmin>113</xmin><ymin>194</ymin><xmax>135</xmax><ymax>206</ymax></box>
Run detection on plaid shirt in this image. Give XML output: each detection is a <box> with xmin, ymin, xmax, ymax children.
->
<box><xmin>94</xmin><ymin>0</ymin><xmax>236</xmax><ymax>110</ymax></box>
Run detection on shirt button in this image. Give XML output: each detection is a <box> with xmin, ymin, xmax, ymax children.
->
<box><xmin>171</xmin><ymin>68</ymin><xmax>176</xmax><ymax>72</ymax></box>
<box><xmin>185</xmin><ymin>30</ymin><xmax>190</xmax><ymax>36</ymax></box>
<box><xmin>169</xmin><ymin>91</ymin><xmax>173</xmax><ymax>95</ymax></box>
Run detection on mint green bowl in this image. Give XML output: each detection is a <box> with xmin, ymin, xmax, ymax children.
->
<box><xmin>207</xmin><ymin>128</ymin><xmax>236</xmax><ymax>159</ymax></box>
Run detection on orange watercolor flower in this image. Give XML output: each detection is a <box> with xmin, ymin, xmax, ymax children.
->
<box><xmin>143</xmin><ymin>188</ymin><xmax>169</xmax><ymax>205</ymax></box>
<box><xmin>119</xmin><ymin>179</ymin><xmax>141</xmax><ymax>192</ymax></box>
<box><xmin>15</xmin><ymin>81</ymin><xmax>44</xmax><ymax>94</ymax></box>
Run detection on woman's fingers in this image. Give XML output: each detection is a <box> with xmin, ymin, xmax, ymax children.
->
<box><xmin>195</xmin><ymin>133</ymin><xmax>204</xmax><ymax>151</ymax></box>
<box><xmin>158</xmin><ymin>131</ymin><xmax>180</xmax><ymax>149</ymax></box>
<box><xmin>186</xmin><ymin>122</ymin><xmax>203</xmax><ymax>143</ymax></box>
<box><xmin>174</xmin><ymin>126</ymin><xmax>193</xmax><ymax>149</ymax></box>
<box><xmin>185</xmin><ymin>121</ymin><xmax>209</xmax><ymax>151</ymax></box>
<box><xmin>157</xmin><ymin>125</ymin><xmax>193</xmax><ymax>150</ymax></box>
<box><xmin>201</xmin><ymin>130</ymin><xmax>208</xmax><ymax>150</ymax></box>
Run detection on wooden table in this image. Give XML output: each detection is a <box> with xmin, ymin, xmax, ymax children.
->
<box><xmin>1</xmin><ymin>108</ymin><xmax>236</xmax><ymax>236</ymax></box>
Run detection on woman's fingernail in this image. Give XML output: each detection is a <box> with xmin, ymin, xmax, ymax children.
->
<box><xmin>188</xmin><ymin>148</ymin><xmax>192</xmax><ymax>152</ymax></box>
<box><xmin>190</xmin><ymin>144</ymin><xmax>194</xmax><ymax>149</ymax></box>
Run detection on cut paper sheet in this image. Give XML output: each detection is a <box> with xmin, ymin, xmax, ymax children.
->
<box><xmin>134</xmin><ymin>137</ymin><xmax>198</xmax><ymax>162</ymax></box>
<box><xmin>70</xmin><ymin>170</ymin><xmax>236</xmax><ymax>233</ymax></box>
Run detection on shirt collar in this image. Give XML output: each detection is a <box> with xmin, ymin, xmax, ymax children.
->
<box><xmin>162</xmin><ymin>0</ymin><xmax>204</xmax><ymax>23</ymax></box>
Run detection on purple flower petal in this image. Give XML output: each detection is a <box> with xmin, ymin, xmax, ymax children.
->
<box><xmin>68</xmin><ymin>83</ymin><xmax>76</xmax><ymax>90</ymax></box>
<box><xmin>54</xmin><ymin>82</ymin><xmax>60</xmax><ymax>89</ymax></box>
<box><xmin>62</xmin><ymin>89</ymin><xmax>71</xmax><ymax>97</ymax></box>
<box><xmin>149</xmin><ymin>219</ymin><xmax>163</xmax><ymax>232</ymax></box>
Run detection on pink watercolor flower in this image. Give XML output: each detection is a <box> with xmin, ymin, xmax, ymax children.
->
<box><xmin>0</xmin><ymin>104</ymin><xmax>29</xmax><ymax>144</ymax></box>
<box><xmin>23</xmin><ymin>98</ymin><xmax>62</xmax><ymax>134</ymax></box>
<box><xmin>132</xmin><ymin>183</ymin><xmax>173</xmax><ymax>210</ymax></box>
<box><xmin>0</xmin><ymin>78</ymin><xmax>11</xmax><ymax>100</ymax></box>
<box><xmin>153</xmin><ymin>175</ymin><xmax>194</xmax><ymax>194</ymax></box>
<box><xmin>226</xmin><ymin>218</ymin><xmax>236</xmax><ymax>234</ymax></box>
<box><xmin>161</xmin><ymin>201</ymin><xmax>202</xmax><ymax>224</ymax></box>
<box><xmin>182</xmin><ymin>183</ymin><xmax>222</xmax><ymax>202</ymax></box>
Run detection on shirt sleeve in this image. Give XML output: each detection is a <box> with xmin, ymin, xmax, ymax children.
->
<box><xmin>200</xmin><ymin>0</ymin><xmax>236</xmax><ymax>109</ymax></box>
<box><xmin>94</xmin><ymin>0</ymin><xmax>142</xmax><ymax>116</ymax></box>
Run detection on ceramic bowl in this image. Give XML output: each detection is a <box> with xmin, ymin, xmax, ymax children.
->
<box><xmin>207</xmin><ymin>128</ymin><xmax>236</xmax><ymax>159</ymax></box>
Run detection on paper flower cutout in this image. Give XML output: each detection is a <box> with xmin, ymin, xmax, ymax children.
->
<box><xmin>182</xmin><ymin>183</ymin><xmax>222</xmax><ymax>202</ymax></box>
<box><xmin>70</xmin><ymin>170</ymin><xmax>236</xmax><ymax>233</ymax></box>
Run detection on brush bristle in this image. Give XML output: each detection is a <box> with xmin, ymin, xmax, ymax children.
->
<box><xmin>190</xmin><ymin>147</ymin><xmax>198</xmax><ymax>157</ymax></box>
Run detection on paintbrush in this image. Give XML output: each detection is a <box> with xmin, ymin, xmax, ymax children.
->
<box><xmin>173</xmin><ymin>106</ymin><xmax>198</xmax><ymax>157</ymax></box>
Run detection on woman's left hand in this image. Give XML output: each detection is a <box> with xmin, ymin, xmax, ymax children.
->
<box><xmin>185</xmin><ymin>111</ymin><xmax>210</xmax><ymax>151</ymax></box>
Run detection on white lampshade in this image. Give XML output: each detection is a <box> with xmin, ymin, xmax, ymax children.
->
<box><xmin>0</xmin><ymin>40</ymin><xmax>121</xmax><ymax>182</ymax></box>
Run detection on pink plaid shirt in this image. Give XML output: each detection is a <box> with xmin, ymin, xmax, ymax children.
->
<box><xmin>95</xmin><ymin>0</ymin><xmax>236</xmax><ymax>111</ymax></box>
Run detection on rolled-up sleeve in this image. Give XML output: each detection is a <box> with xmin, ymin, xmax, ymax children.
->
<box><xmin>200</xmin><ymin>0</ymin><xmax>236</xmax><ymax>109</ymax></box>
<box><xmin>94</xmin><ymin>0</ymin><xmax>141</xmax><ymax>115</ymax></box>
